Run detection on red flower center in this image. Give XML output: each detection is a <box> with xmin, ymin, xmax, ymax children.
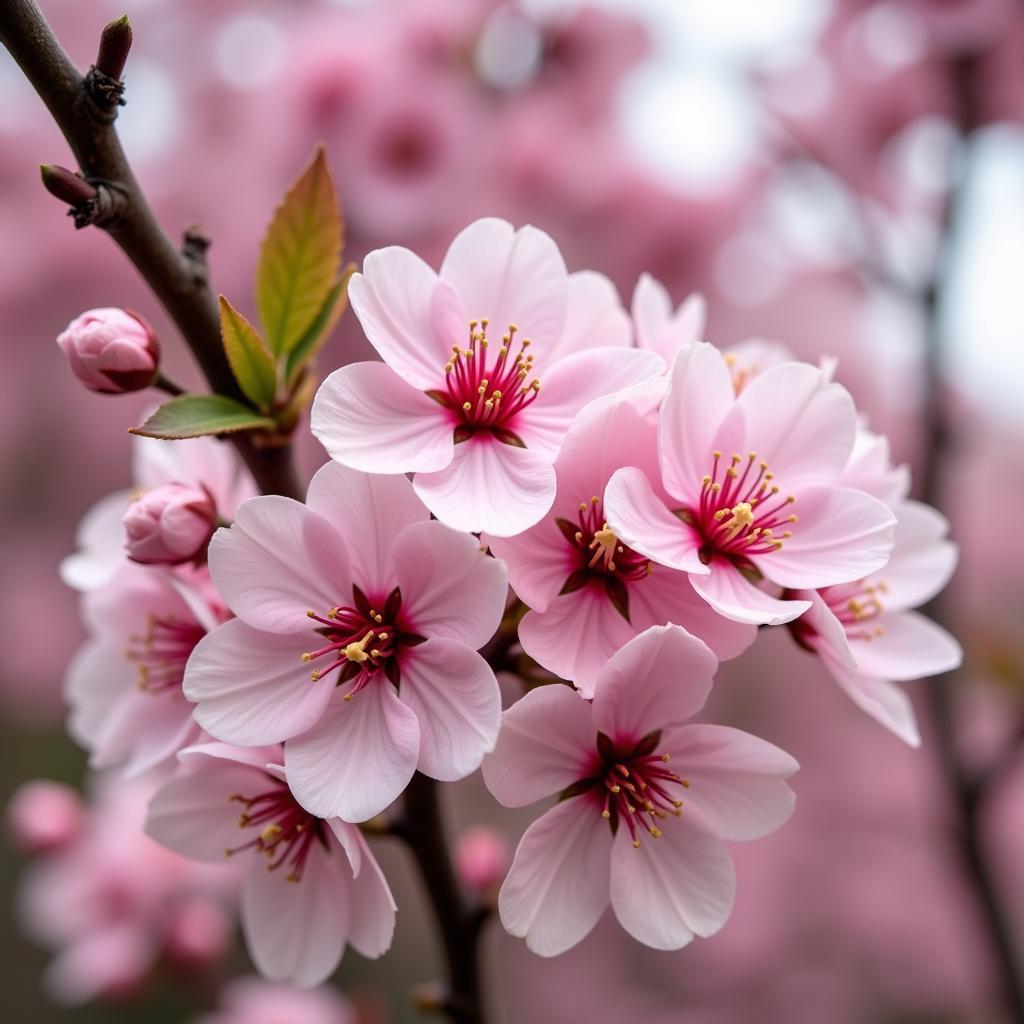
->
<box><xmin>127</xmin><ymin>614</ymin><xmax>207</xmax><ymax>695</ymax></box>
<box><xmin>226</xmin><ymin>777</ymin><xmax>328</xmax><ymax>883</ymax></box>
<box><xmin>429</xmin><ymin>320</ymin><xmax>542</xmax><ymax>445</ymax></box>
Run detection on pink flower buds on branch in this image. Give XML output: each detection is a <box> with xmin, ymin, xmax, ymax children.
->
<box><xmin>455</xmin><ymin>827</ymin><xmax>510</xmax><ymax>901</ymax></box>
<box><xmin>88</xmin><ymin>14</ymin><xmax>132</xmax><ymax>111</ymax></box>
<box><xmin>123</xmin><ymin>483</ymin><xmax>218</xmax><ymax>565</ymax></box>
<box><xmin>6</xmin><ymin>780</ymin><xmax>84</xmax><ymax>856</ymax></box>
<box><xmin>57</xmin><ymin>308</ymin><xmax>160</xmax><ymax>394</ymax></box>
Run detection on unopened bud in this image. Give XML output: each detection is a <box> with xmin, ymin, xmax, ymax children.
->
<box><xmin>39</xmin><ymin>164</ymin><xmax>97</xmax><ymax>206</ymax></box>
<box><xmin>6</xmin><ymin>780</ymin><xmax>84</xmax><ymax>856</ymax></box>
<box><xmin>123</xmin><ymin>483</ymin><xmax>217</xmax><ymax>565</ymax></box>
<box><xmin>454</xmin><ymin>826</ymin><xmax>510</xmax><ymax>898</ymax></box>
<box><xmin>96</xmin><ymin>15</ymin><xmax>133</xmax><ymax>82</ymax></box>
<box><xmin>57</xmin><ymin>308</ymin><xmax>159</xmax><ymax>394</ymax></box>
<box><xmin>163</xmin><ymin>898</ymin><xmax>231</xmax><ymax>973</ymax></box>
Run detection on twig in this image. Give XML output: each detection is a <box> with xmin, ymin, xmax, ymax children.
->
<box><xmin>0</xmin><ymin>1</ymin><xmax>302</xmax><ymax>500</ymax></box>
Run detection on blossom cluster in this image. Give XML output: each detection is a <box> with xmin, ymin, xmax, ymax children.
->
<box><xmin>44</xmin><ymin>218</ymin><xmax>959</xmax><ymax>989</ymax></box>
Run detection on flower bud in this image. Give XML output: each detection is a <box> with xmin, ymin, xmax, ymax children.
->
<box><xmin>123</xmin><ymin>483</ymin><xmax>217</xmax><ymax>565</ymax></box>
<box><xmin>163</xmin><ymin>898</ymin><xmax>231</xmax><ymax>974</ymax></box>
<box><xmin>6</xmin><ymin>780</ymin><xmax>84</xmax><ymax>856</ymax></box>
<box><xmin>454</xmin><ymin>826</ymin><xmax>510</xmax><ymax>897</ymax></box>
<box><xmin>56</xmin><ymin>308</ymin><xmax>159</xmax><ymax>394</ymax></box>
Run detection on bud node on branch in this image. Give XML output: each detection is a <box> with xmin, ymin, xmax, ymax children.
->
<box><xmin>68</xmin><ymin>180</ymin><xmax>128</xmax><ymax>229</ymax></box>
<box><xmin>84</xmin><ymin>66</ymin><xmax>125</xmax><ymax>115</ymax></box>
<box><xmin>182</xmin><ymin>224</ymin><xmax>212</xmax><ymax>284</ymax></box>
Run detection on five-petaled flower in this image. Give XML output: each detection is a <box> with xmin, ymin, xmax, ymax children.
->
<box><xmin>482</xmin><ymin>624</ymin><xmax>798</xmax><ymax>956</ymax></box>
<box><xmin>184</xmin><ymin>462</ymin><xmax>509</xmax><ymax>822</ymax></box>
<box><xmin>310</xmin><ymin>217</ymin><xmax>664</xmax><ymax>537</ymax></box>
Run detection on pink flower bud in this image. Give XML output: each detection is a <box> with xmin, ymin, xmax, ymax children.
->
<box><xmin>454</xmin><ymin>826</ymin><xmax>510</xmax><ymax>897</ymax></box>
<box><xmin>163</xmin><ymin>898</ymin><xmax>231</xmax><ymax>973</ymax></box>
<box><xmin>6</xmin><ymin>780</ymin><xmax>84</xmax><ymax>856</ymax></box>
<box><xmin>56</xmin><ymin>307</ymin><xmax>159</xmax><ymax>394</ymax></box>
<box><xmin>123</xmin><ymin>483</ymin><xmax>217</xmax><ymax>565</ymax></box>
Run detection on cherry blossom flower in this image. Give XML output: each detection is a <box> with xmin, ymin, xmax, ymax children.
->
<box><xmin>482</xmin><ymin>625</ymin><xmax>798</xmax><ymax>956</ymax></box>
<box><xmin>123</xmin><ymin>482</ymin><xmax>218</xmax><ymax>566</ymax></box>
<box><xmin>604</xmin><ymin>344</ymin><xmax>897</xmax><ymax>626</ymax></box>
<box><xmin>310</xmin><ymin>217</ymin><xmax>662</xmax><ymax>536</ymax></box>
<box><xmin>193</xmin><ymin>975</ymin><xmax>354</xmax><ymax>1024</ymax></box>
<box><xmin>61</xmin><ymin>433</ymin><xmax>255</xmax><ymax>592</ymax></box>
<box><xmin>488</xmin><ymin>392</ymin><xmax>755</xmax><ymax>694</ymax></box>
<box><xmin>788</xmin><ymin>499</ymin><xmax>961</xmax><ymax>746</ymax></box>
<box><xmin>146</xmin><ymin>744</ymin><xmax>396</xmax><ymax>988</ymax></box>
<box><xmin>65</xmin><ymin>563</ymin><xmax>227</xmax><ymax>777</ymax></box>
<box><xmin>184</xmin><ymin>462</ymin><xmax>508</xmax><ymax>822</ymax></box>
<box><xmin>631</xmin><ymin>273</ymin><xmax>706</xmax><ymax>362</ymax></box>
<box><xmin>56</xmin><ymin>307</ymin><xmax>159</xmax><ymax>394</ymax></box>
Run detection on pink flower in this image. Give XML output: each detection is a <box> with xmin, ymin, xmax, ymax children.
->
<box><xmin>56</xmin><ymin>307</ymin><xmax>159</xmax><ymax>394</ymax></box>
<box><xmin>488</xmin><ymin>392</ymin><xmax>755</xmax><ymax>694</ymax></box>
<box><xmin>62</xmin><ymin>433</ymin><xmax>256</xmax><ymax>592</ymax></box>
<box><xmin>788</xmin><ymin>499</ymin><xmax>961</xmax><ymax>746</ymax></box>
<box><xmin>123</xmin><ymin>482</ymin><xmax>218</xmax><ymax>566</ymax></box>
<box><xmin>184</xmin><ymin>462</ymin><xmax>508</xmax><ymax>821</ymax></box>
<box><xmin>65</xmin><ymin>563</ymin><xmax>228</xmax><ymax>777</ymax></box>
<box><xmin>603</xmin><ymin>344</ymin><xmax>897</xmax><ymax>626</ymax></box>
<box><xmin>145</xmin><ymin>744</ymin><xmax>395</xmax><ymax>988</ymax></box>
<box><xmin>482</xmin><ymin>625</ymin><xmax>798</xmax><ymax>956</ymax></box>
<box><xmin>455</xmin><ymin>826</ymin><xmax>511</xmax><ymax>897</ymax></box>
<box><xmin>6</xmin><ymin>780</ymin><xmax>84</xmax><ymax>856</ymax></box>
<box><xmin>632</xmin><ymin>273</ymin><xmax>706</xmax><ymax>363</ymax></box>
<box><xmin>193</xmin><ymin>975</ymin><xmax>354</xmax><ymax>1024</ymax></box>
<box><xmin>311</xmin><ymin>217</ymin><xmax>662</xmax><ymax>536</ymax></box>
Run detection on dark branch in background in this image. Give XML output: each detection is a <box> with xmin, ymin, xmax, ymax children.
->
<box><xmin>0</xmin><ymin>0</ymin><xmax>302</xmax><ymax>499</ymax></box>
<box><xmin>919</xmin><ymin>52</ymin><xmax>1024</xmax><ymax>1024</ymax></box>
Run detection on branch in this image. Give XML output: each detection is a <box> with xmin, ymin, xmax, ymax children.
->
<box><xmin>0</xmin><ymin>0</ymin><xmax>302</xmax><ymax>500</ymax></box>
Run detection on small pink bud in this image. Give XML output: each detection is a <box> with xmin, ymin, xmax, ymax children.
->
<box><xmin>163</xmin><ymin>898</ymin><xmax>231</xmax><ymax>973</ymax></box>
<box><xmin>123</xmin><ymin>483</ymin><xmax>217</xmax><ymax>565</ymax></box>
<box><xmin>6</xmin><ymin>780</ymin><xmax>84</xmax><ymax>856</ymax></box>
<box><xmin>56</xmin><ymin>307</ymin><xmax>159</xmax><ymax>394</ymax></box>
<box><xmin>454</xmin><ymin>826</ymin><xmax>510</xmax><ymax>897</ymax></box>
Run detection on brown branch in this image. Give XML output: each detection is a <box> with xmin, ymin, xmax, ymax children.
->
<box><xmin>0</xmin><ymin>0</ymin><xmax>302</xmax><ymax>500</ymax></box>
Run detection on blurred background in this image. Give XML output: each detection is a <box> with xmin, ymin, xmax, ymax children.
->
<box><xmin>2</xmin><ymin>0</ymin><xmax>1023</xmax><ymax>1021</ymax></box>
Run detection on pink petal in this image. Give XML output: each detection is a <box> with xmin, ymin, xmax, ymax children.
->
<box><xmin>64</xmin><ymin>639</ymin><xmax>134</xmax><ymax>752</ymax></box>
<box><xmin>691</xmin><ymin>562</ymin><xmax>811</xmax><ymax>626</ymax></box>
<box><xmin>208</xmin><ymin>497</ymin><xmax>350</xmax><ymax>634</ymax></box>
<box><xmin>311</xmin><ymin>362</ymin><xmax>455</xmax><ymax>474</ymax></box>
<box><xmin>498</xmin><ymin>798</ymin><xmax>612</xmax><ymax>957</ymax></box>
<box><xmin>348</xmin><ymin>245</ymin><xmax>459</xmax><ymax>390</ymax></box>
<box><xmin>91</xmin><ymin>689</ymin><xmax>198</xmax><ymax>779</ymax></box>
<box><xmin>553</xmin><ymin>270</ymin><xmax>631</xmax><ymax>360</ymax></box>
<box><xmin>519</xmin><ymin>590</ymin><xmax>636</xmax><ymax>698</ymax></box>
<box><xmin>345</xmin><ymin>829</ymin><xmax>397</xmax><ymax>959</ymax></box>
<box><xmin>609</xmin><ymin>817</ymin><xmax>734</xmax><ymax>950</ymax></box>
<box><xmin>305</xmin><ymin>462</ymin><xmax>429</xmax><ymax>592</ymax></box>
<box><xmin>828</xmin><ymin>666</ymin><xmax>921</xmax><ymax>747</ymax></box>
<box><xmin>482</xmin><ymin>683</ymin><xmax>595</xmax><ymax>807</ymax></box>
<box><xmin>632</xmin><ymin>274</ymin><xmax>706</xmax><ymax>360</ymax></box>
<box><xmin>185</xmin><ymin>619</ymin><xmax>333</xmax><ymax>745</ymax></box>
<box><xmin>664</xmin><ymin>724</ymin><xmax>798</xmax><ymax>840</ymax></box>
<box><xmin>515</xmin><ymin>347</ymin><xmax>664</xmax><ymax>461</ymax></box>
<box><xmin>413</xmin><ymin>436</ymin><xmax>556</xmax><ymax>537</ymax></box>
<box><xmin>797</xmin><ymin>590</ymin><xmax>859</xmax><ymax>671</ymax></box>
<box><xmin>851</xmin><ymin>611</ymin><xmax>962</xmax><ymax>681</ymax></box>
<box><xmin>285</xmin><ymin>685</ymin><xmax>420</xmax><ymax>822</ymax></box>
<box><xmin>659</xmin><ymin>344</ymin><xmax>736</xmax><ymax>501</ymax></box>
<box><xmin>60</xmin><ymin>489</ymin><xmax>132</xmax><ymax>591</ymax></box>
<box><xmin>841</xmin><ymin>428</ymin><xmax>910</xmax><ymax>505</ymax></box>
<box><xmin>439</xmin><ymin>218</ymin><xmax>568</xmax><ymax>349</ymax></box>
<box><xmin>398</xmin><ymin>639</ymin><xmax>501</xmax><ymax>781</ymax></box>
<box><xmin>592</xmin><ymin>624</ymin><xmax>717</xmax><ymax>741</ymax></box>
<box><xmin>761</xmin><ymin>485</ymin><xmax>896</xmax><ymax>589</ymax></box>
<box><xmin>732</xmin><ymin>361</ymin><xmax>856</xmax><ymax>486</ymax></box>
<box><xmin>877</xmin><ymin>500</ymin><xmax>958</xmax><ymax>612</ymax></box>
<box><xmin>393</xmin><ymin>520</ymin><xmax>508</xmax><ymax>648</ymax></box>
<box><xmin>485</xmin><ymin>518</ymin><xmax>575</xmax><ymax>614</ymax></box>
<box><xmin>45</xmin><ymin>924</ymin><xmax>156</xmax><ymax>1006</ymax></box>
<box><xmin>604</xmin><ymin>466</ymin><xmax>707</xmax><ymax>575</ymax></box>
<box><xmin>241</xmin><ymin>845</ymin><xmax>351</xmax><ymax>987</ymax></box>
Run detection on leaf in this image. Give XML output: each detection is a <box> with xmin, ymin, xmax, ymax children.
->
<box><xmin>219</xmin><ymin>296</ymin><xmax>278</xmax><ymax>411</ymax></box>
<box><xmin>257</xmin><ymin>145</ymin><xmax>343</xmax><ymax>357</ymax></box>
<box><xmin>284</xmin><ymin>263</ymin><xmax>355</xmax><ymax>387</ymax></box>
<box><xmin>129</xmin><ymin>395</ymin><xmax>276</xmax><ymax>440</ymax></box>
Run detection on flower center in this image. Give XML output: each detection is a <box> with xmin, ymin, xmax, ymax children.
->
<box><xmin>429</xmin><ymin>320</ymin><xmax>541</xmax><ymax>444</ymax></box>
<box><xmin>680</xmin><ymin>451</ymin><xmax>797</xmax><ymax>565</ymax></box>
<box><xmin>724</xmin><ymin>352</ymin><xmax>759</xmax><ymax>394</ymax></box>
<box><xmin>225</xmin><ymin>778</ymin><xmax>328</xmax><ymax>883</ymax></box>
<box><xmin>555</xmin><ymin>496</ymin><xmax>651</xmax><ymax>621</ymax></box>
<box><xmin>302</xmin><ymin>585</ymin><xmax>420</xmax><ymax>693</ymax></box>
<box><xmin>126</xmin><ymin>614</ymin><xmax>207</xmax><ymax>696</ymax></box>
<box><xmin>823</xmin><ymin>579</ymin><xmax>888</xmax><ymax>640</ymax></box>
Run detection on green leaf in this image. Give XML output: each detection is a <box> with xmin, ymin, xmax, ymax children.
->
<box><xmin>220</xmin><ymin>296</ymin><xmax>278</xmax><ymax>411</ymax></box>
<box><xmin>257</xmin><ymin>145</ymin><xmax>342</xmax><ymax>357</ymax></box>
<box><xmin>283</xmin><ymin>263</ymin><xmax>354</xmax><ymax>387</ymax></box>
<box><xmin>129</xmin><ymin>395</ymin><xmax>276</xmax><ymax>440</ymax></box>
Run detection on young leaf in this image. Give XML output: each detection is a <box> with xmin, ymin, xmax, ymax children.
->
<box><xmin>257</xmin><ymin>145</ymin><xmax>342</xmax><ymax>357</ymax></box>
<box><xmin>283</xmin><ymin>262</ymin><xmax>355</xmax><ymax>387</ymax></box>
<box><xmin>220</xmin><ymin>296</ymin><xmax>278</xmax><ymax>411</ymax></box>
<box><xmin>129</xmin><ymin>395</ymin><xmax>276</xmax><ymax>440</ymax></box>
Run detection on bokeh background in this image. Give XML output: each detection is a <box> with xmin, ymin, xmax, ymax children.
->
<box><xmin>2</xmin><ymin>0</ymin><xmax>1023</xmax><ymax>1021</ymax></box>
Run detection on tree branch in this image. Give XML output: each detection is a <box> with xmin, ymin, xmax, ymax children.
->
<box><xmin>0</xmin><ymin>0</ymin><xmax>302</xmax><ymax>499</ymax></box>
